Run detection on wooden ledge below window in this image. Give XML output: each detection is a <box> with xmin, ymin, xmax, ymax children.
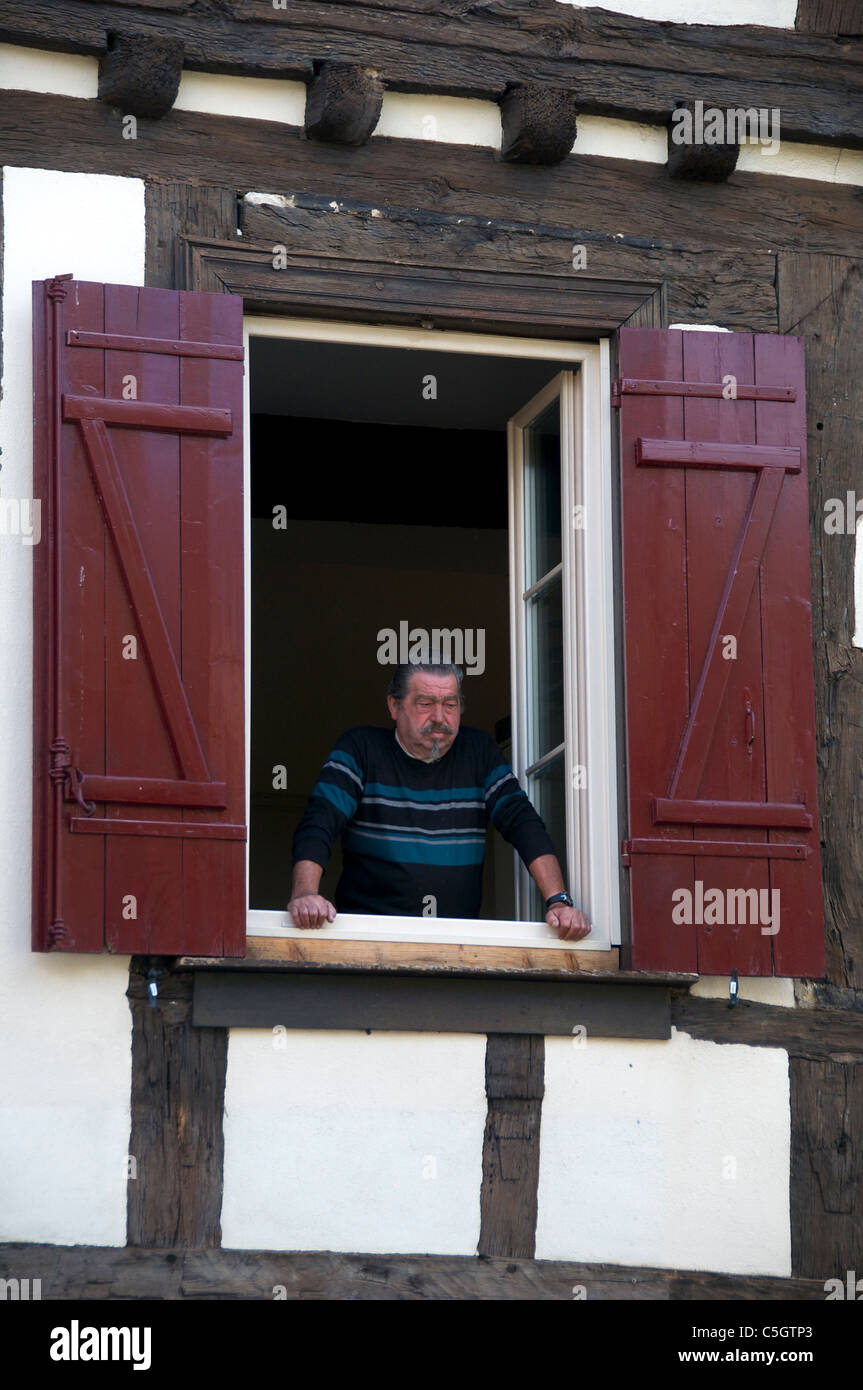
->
<box><xmin>179</xmin><ymin>934</ymin><xmax>697</xmax><ymax>985</ymax></box>
<box><xmin>181</xmin><ymin>938</ymin><xmax>699</xmax><ymax>1037</ymax></box>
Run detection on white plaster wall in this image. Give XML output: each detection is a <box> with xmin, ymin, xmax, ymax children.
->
<box><xmin>536</xmin><ymin>1027</ymin><xmax>791</xmax><ymax>1274</ymax></box>
<box><xmin>557</xmin><ymin>0</ymin><xmax>796</xmax><ymax>23</ymax></box>
<box><xmin>0</xmin><ymin>167</ymin><xmax>145</xmax><ymax>1244</ymax></box>
<box><xmin>221</xmin><ymin>1030</ymin><xmax>487</xmax><ymax>1254</ymax></box>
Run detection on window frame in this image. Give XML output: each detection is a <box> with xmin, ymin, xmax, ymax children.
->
<box><xmin>243</xmin><ymin>314</ymin><xmax>620</xmax><ymax>957</ymax></box>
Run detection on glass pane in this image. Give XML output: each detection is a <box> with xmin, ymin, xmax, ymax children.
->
<box><xmin>524</xmin><ymin>397</ymin><xmax>561</xmax><ymax>587</ymax></box>
<box><xmin>526</xmin><ymin>573</ymin><xmax>564</xmax><ymax>759</ymax></box>
<box><xmin>527</xmin><ymin>753</ymin><xmax>567</xmax><ymax>919</ymax></box>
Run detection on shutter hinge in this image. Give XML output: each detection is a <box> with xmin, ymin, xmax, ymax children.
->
<box><xmin>49</xmin><ymin>740</ymin><xmax>96</xmax><ymax>815</ymax></box>
<box><xmin>611</xmin><ymin>380</ymin><xmax>622</xmax><ymax>408</ymax></box>
<box><xmin>621</xmin><ymin>839</ymin><xmax>632</xmax><ymax>867</ymax></box>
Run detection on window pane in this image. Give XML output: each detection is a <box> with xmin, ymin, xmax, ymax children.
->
<box><xmin>524</xmin><ymin>398</ymin><xmax>561</xmax><ymax>586</ymax></box>
<box><xmin>527</xmin><ymin>753</ymin><xmax>567</xmax><ymax>919</ymax></box>
<box><xmin>526</xmin><ymin>573</ymin><xmax>564</xmax><ymax>759</ymax></box>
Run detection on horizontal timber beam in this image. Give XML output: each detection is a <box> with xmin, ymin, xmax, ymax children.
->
<box><xmin>0</xmin><ymin>0</ymin><xmax>859</xmax><ymax>147</ymax></box>
<box><xmin>0</xmin><ymin>1242</ymin><xmax>831</xmax><ymax>1299</ymax></box>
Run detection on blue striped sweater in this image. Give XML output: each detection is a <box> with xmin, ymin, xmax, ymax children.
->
<box><xmin>292</xmin><ymin>725</ymin><xmax>556</xmax><ymax>918</ymax></box>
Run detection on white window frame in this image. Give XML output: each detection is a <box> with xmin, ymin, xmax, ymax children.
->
<box><xmin>243</xmin><ymin>314</ymin><xmax>620</xmax><ymax>951</ymax></box>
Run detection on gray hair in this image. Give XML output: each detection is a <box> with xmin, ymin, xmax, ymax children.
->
<box><xmin>386</xmin><ymin>662</ymin><xmax>465</xmax><ymax>707</ymax></box>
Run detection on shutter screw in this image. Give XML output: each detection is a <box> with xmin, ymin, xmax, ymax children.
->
<box><xmin>147</xmin><ymin>968</ymin><xmax>162</xmax><ymax>1009</ymax></box>
<box><xmin>728</xmin><ymin>968</ymin><xmax>739</xmax><ymax>1008</ymax></box>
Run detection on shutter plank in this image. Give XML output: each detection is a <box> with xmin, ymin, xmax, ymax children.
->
<box><xmin>755</xmin><ymin>334</ymin><xmax>824</xmax><ymax>977</ymax></box>
<box><xmin>177</xmin><ymin>290</ymin><xmax>246</xmax><ymax>958</ymax></box>
<box><xmin>103</xmin><ymin>284</ymin><xmax>183</xmax><ymax>954</ymax></box>
<box><xmin>619</xmin><ymin>328</ymin><xmax>696</xmax><ymax>972</ymax></box>
<box><xmin>682</xmin><ymin>331</ymin><xmax>771</xmax><ymax>976</ymax></box>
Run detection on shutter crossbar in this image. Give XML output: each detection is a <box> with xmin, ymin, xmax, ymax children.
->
<box><xmin>64</xmin><ymin>395</ymin><xmax>231</xmax><ymax>436</ymax></box>
<box><xmin>67</xmin><ymin>330</ymin><xmax>244</xmax><ymax>361</ymax></box>
<box><xmin>69</xmin><ymin>818</ymin><xmax>245</xmax><ymax>840</ymax></box>
<box><xmin>79</xmin><ymin>776</ymin><xmax>227</xmax><ymax>808</ymax></box>
<box><xmin>653</xmin><ymin>796</ymin><xmax>812</xmax><ymax>829</ymax></box>
<box><xmin>623</xmin><ymin>838</ymin><xmax>808</xmax><ymax>861</ymax></box>
<box><xmin>636</xmin><ymin>439</ymin><xmax>800</xmax><ymax>471</ymax></box>
<box><xmin>613</xmin><ymin>378</ymin><xmax>796</xmax><ymax>404</ymax></box>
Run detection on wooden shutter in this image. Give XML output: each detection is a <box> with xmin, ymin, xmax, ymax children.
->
<box><xmin>616</xmin><ymin>327</ymin><xmax>824</xmax><ymax>978</ymax></box>
<box><xmin>32</xmin><ymin>277</ymin><xmax>246</xmax><ymax>956</ymax></box>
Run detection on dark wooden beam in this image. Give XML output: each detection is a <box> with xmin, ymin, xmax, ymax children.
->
<box><xmin>98</xmin><ymin>33</ymin><xmax>183</xmax><ymax>119</ymax></box>
<box><xmin>670</xmin><ymin>993</ymin><xmax>863</xmax><ymax>1061</ymax></box>
<box><xmin>0</xmin><ymin>93</ymin><xmax>857</xmax><ymax>268</ymax></box>
<box><xmin>479</xmin><ymin>1035</ymin><xmax>544</xmax><ymax>1257</ymax></box>
<box><xmin>796</xmin><ymin>0</ymin><xmax>863</xmax><ymax>34</ymax></box>
<box><xmin>500</xmin><ymin>83</ymin><xmax>578</xmax><ymax>165</ymax></box>
<box><xmin>305</xmin><ymin>60</ymin><xmax>383</xmax><ymax>145</ymax></box>
<box><xmin>777</xmin><ymin>252</ymin><xmax>863</xmax><ymax>993</ymax></box>
<box><xmin>791</xmin><ymin>1056</ymin><xmax>863</xmax><ymax>1277</ymax></box>
<box><xmin>237</xmin><ymin>187</ymin><xmax>774</xmax><ymax>332</ymax></box>
<box><xmin>191</xmin><ymin>971</ymin><xmax>672</xmax><ymax>1037</ymax></box>
<box><xmin>146</xmin><ymin>181</ymin><xmax>239</xmax><ymax>289</ymax></box>
<box><xmin>666</xmin><ymin>100</ymin><xmax>739</xmax><ymax>182</ymax></box>
<box><xmin>0</xmin><ymin>1241</ymin><xmax>834</xmax><ymax>1298</ymax></box>
<box><xmin>0</xmin><ymin>0</ymin><xmax>860</xmax><ymax>147</ymax></box>
<box><xmin>127</xmin><ymin>959</ymin><xmax>227</xmax><ymax>1248</ymax></box>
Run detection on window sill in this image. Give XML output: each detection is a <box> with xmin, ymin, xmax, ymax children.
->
<box><xmin>180</xmin><ymin>937</ymin><xmax>699</xmax><ymax>1037</ymax></box>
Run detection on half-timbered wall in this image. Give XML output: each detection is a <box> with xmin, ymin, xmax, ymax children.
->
<box><xmin>1</xmin><ymin>0</ymin><xmax>862</xmax><ymax>1292</ymax></box>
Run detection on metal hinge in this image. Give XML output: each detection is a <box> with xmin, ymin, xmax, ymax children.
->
<box><xmin>621</xmin><ymin>839</ymin><xmax>632</xmax><ymax>867</ymax></box>
<box><xmin>611</xmin><ymin>380</ymin><xmax>622</xmax><ymax>408</ymax></box>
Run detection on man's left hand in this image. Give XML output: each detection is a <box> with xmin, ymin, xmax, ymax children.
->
<box><xmin>545</xmin><ymin>905</ymin><xmax>591</xmax><ymax>942</ymax></box>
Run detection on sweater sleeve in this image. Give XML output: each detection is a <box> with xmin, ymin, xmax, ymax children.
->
<box><xmin>482</xmin><ymin>740</ymin><xmax>558</xmax><ymax>866</ymax></box>
<box><xmin>292</xmin><ymin>729</ymin><xmax>366</xmax><ymax>870</ymax></box>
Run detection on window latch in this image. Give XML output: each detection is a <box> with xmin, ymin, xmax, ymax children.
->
<box><xmin>729</xmin><ymin>968</ymin><xmax>739</xmax><ymax>1008</ymax></box>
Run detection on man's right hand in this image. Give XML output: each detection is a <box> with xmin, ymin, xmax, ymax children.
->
<box><xmin>286</xmin><ymin>894</ymin><xmax>337</xmax><ymax>929</ymax></box>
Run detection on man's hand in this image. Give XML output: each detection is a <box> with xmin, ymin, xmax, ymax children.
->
<box><xmin>287</xmin><ymin>894</ymin><xmax>336</xmax><ymax>929</ymax></box>
<box><xmin>546</xmin><ymin>904</ymin><xmax>591</xmax><ymax>942</ymax></box>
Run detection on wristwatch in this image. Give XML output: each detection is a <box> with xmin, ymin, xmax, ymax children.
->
<box><xmin>545</xmin><ymin>891</ymin><xmax>574</xmax><ymax>911</ymax></box>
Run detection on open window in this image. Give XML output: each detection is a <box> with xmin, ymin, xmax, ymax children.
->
<box><xmin>244</xmin><ymin>319</ymin><xmax>620</xmax><ymax>954</ymax></box>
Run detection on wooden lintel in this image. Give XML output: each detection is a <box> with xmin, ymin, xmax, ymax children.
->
<box><xmin>500</xmin><ymin>82</ymin><xmax>578</xmax><ymax>165</ymax></box>
<box><xmin>97</xmin><ymin>32</ymin><xmax>183</xmax><ymax>120</ymax></box>
<box><xmin>304</xmin><ymin>60</ymin><xmax>384</xmax><ymax>146</ymax></box>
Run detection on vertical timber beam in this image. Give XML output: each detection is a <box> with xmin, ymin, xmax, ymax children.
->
<box><xmin>790</xmin><ymin>1057</ymin><xmax>863</xmax><ymax>1278</ymax></box>
<box><xmin>479</xmin><ymin>1034</ymin><xmax>545</xmax><ymax>1258</ymax></box>
<box><xmin>145</xmin><ymin>181</ymin><xmax>239</xmax><ymax>291</ymax></box>
<box><xmin>127</xmin><ymin>961</ymin><xmax>228</xmax><ymax>1247</ymax></box>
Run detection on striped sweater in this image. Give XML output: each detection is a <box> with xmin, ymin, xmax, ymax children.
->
<box><xmin>292</xmin><ymin>725</ymin><xmax>556</xmax><ymax>918</ymax></box>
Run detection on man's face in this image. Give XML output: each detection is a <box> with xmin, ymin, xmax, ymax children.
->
<box><xmin>387</xmin><ymin>671</ymin><xmax>462</xmax><ymax>761</ymax></box>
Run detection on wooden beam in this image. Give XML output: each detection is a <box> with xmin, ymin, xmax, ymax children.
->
<box><xmin>98</xmin><ymin>33</ymin><xmax>183</xmax><ymax>120</ymax></box>
<box><xmin>670</xmin><ymin>993</ymin><xmax>863</xmax><ymax>1062</ymax></box>
<box><xmin>191</xmin><ymin>971</ymin><xmax>673</xmax><ymax>1037</ymax></box>
<box><xmin>304</xmin><ymin>60</ymin><xmax>383</xmax><ymax>145</ymax></box>
<box><xmin>796</xmin><ymin>1</ymin><xmax>863</xmax><ymax>35</ymax></box>
<box><xmin>0</xmin><ymin>0</ymin><xmax>860</xmax><ymax>147</ymax></box>
<box><xmin>127</xmin><ymin>960</ymin><xmax>227</xmax><ymax>1247</ymax></box>
<box><xmin>666</xmin><ymin>100</ymin><xmax>739</xmax><ymax>182</ymax></box>
<box><xmin>1</xmin><ymin>92</ymin><xmax>857</xmax><ymax>268</ymax></box>
<box><xmin>791</xmin><ymin>1056</ymin><xmax>863</xmax><ymax>1277</ymax></box>
<box><xmin>0</xmin><ymin>1241</ymin><xmax>833</xmax><ymax>1299</ymax></box>
<box><xmin>777</xmin><ymin>252</ymin><xmax>863</xmax><ymax>992</ymax></box>
<box><xmin>500</xmin><ymin>83</ymin><xmax>578</xmax><ymax>165</ymax></box>
<box><xmin>145</xmin><ymin>181</ymin><xmax>238</xmax><ymax>289</ymax></box>
<box><xmin>479</xmin><ymin>1035</ymin><xmax>544</xmax><ymax>1257</ymax></box>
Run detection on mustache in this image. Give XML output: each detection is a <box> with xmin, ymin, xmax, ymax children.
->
<box><xmin>421</xmin><ymin>723</ymin><xmax>453</xmax><ymax>734</ymax></box>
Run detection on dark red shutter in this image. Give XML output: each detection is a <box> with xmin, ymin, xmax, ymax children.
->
<box><xmin>32</xmin><ymin>277</ymin><xmax>246</xmax><ymax>956</ymax></box>
<box><xmin>617</xmin><ymin>327</ymin><xmax>824</xmax><ymax>978</ymax></box>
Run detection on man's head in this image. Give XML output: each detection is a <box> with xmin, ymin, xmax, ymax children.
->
<box><xmin>386</xmin><ymin>663</ymin><xmax>464</xmax><ymax>762</ymax></box>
